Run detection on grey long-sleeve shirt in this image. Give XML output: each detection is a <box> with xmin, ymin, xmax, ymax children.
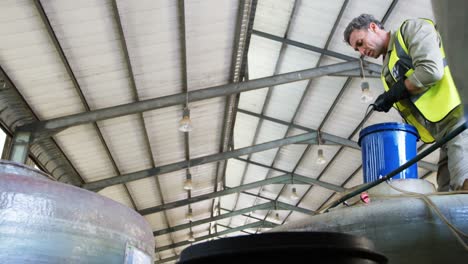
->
<box><xmin>382</xmin><ymin>19</ymin><xmax>445</xmax><ymax>92</ymax></box>
<box><xmin>381</xmin><ymin>18</ymin><xmax>463</xmax><ymax>140</ymax></box>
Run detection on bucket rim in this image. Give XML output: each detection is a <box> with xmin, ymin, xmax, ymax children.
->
<box><xmin>358</xmin><ymin>122</ymin><xmax>419</xmax><ymax>146</ymax></box>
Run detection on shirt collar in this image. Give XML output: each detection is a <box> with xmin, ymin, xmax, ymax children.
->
<box><xmin>383</xmin><ymin>30</ymin><xmax>396</xmax><ymax>61</ymax></box>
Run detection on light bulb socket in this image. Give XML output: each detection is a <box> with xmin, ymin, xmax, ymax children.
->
<box><xmin>274</xmin><ymin>213</ymin><xmax>280</xmax><ymax>221</ymax></box>
<box><xmin>179</xmin><ymin>107</ymin><xmax>193</xmax><ymax>132</ymax></box>
<box><xmin>316</xmin><ymin>149</ymin><xmax>327</xmax><ymax>165</ymax></box>
<box><xmin>183</xmin><ymin>176</ymin><xmax>193</xmax><ymax>190</ymax></box>
<box><xmin>186</xmin><ymin>208</ymin><xmax>193</xmax><ymax>221</ymax></box>
<box><xmin>360</xmin><ymin>81</ymin><xmax>373</xmax><ymax>103</ymax></box>
<box><xmin>188</xmin><ymin>232</ymin><xmax>195</xmax><ymax>242</ymax></box>
<box><xmin>360</xmin><ymin>81</ymin><xmax>370</xmax><ymax>90</ymax></box>
<box><xmin>290</xmin><ymin>187</ymin><xmax>299</xmax><ymax>200</ymax></box>
<box><xmin>183</xmin><ymin>107</ymin><xmax>190</xmax><ymax>117</ymax></box>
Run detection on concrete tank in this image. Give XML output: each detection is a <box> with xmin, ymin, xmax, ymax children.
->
<box><xmin>271</xmin><ymin>179</ymin><xmax>468</xmax><ymax>264</ymax></box>
<box><xmin>0</xmin><ymin>160</ymin><xmax>154</xmax><ymax>263</ymax></box>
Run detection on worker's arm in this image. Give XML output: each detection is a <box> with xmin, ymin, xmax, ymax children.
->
<box><xmin>373</xmin><ymin>19</ymin><xmax>446</xmax><ymax>112</ymax></box>
<box><xmin>401</xmin><ymin>19</ymin><xmax>445</xmax><ymax>94</ymax></box>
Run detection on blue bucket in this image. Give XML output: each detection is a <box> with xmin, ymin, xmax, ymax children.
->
<box><xmin>358</xmin><ymin>122</ymin><xmax>419</xmax><ymax>183</ymax></box>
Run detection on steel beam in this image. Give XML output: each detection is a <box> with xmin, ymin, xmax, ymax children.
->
<box><xmin>139</xmin><ymin>174</ymin><xmax>290</xmax><ymax>215</ymax></box>
<box><xmin>155</xmin><ymin>255</ymin><xmax>179</xmax><ymax>264</ymax></box>
<box><xmin>239</xmin><ymin>190</ymin><xmax>316</xmax><ymax>216</ymax></box>
<box><xmin>251</xmin><ymin>29</ymin><xmax>382</xmax><ymax>74</ymax></box>
<box><xmin>34</xmin><ymin>0</ymin><xmax>140</xmax><ymax>210</ymax></box>
<box><xmin>276</xmin><ymin>200</ymin><xmax>314</xmax><ymax>215</ymax></box>
<box><xmin>330</xmin><ymin>69</ymin><xmax>381</xmax><ymax>78</ymax></box>
<box><xmin>228</xmin><ymin>0</ymin><xmax>300</xmax><ymax>229</ymax></box>
<box><xmin>82</xmin><ymin>132</ymin><xmax>316</xmax><ymax>190</ymax></box>
<box><xmin>292</xmin><ymin>174</ymin><xmax>346</xmax><ymax>193</ymax></box>
<box><xmin>19</xmin><ymin>61</ymin><xmax>360</xmax><ymax>138</ymax></box>
<box><xmin>382</xmin><ymin>0</ymin><xmax>399</xmax><ymax>24</ymax></box>
<box><xmin>236</xmin><ymin>109</ymin><xmax>438</xmax><ymax>172</ymax></box>
<box><xmin>153</xmin><ymin>202</ymin><xmax>274</xmax><ymax>236</ymax></box>
<box><xmin>234</xmin><ymin>157</ymin><xmax>346</xmax><ymax>193</ymax></box>
<box><xmin>308</xmin><ymin>0</ymin><xmax>403</xmax><ymax>216</ymax></box>
<box><xmin>0</xmin><ymin>66</ymin><xmax>83</xmax><ymax>185</ymax></box>
<box><xmin>236</xmin><ymin>108</ymin><xmax>359</xmax><ymax>149</ymax></box>
<box><xmin>111</xmin><ymin>0</ymin><xmax>178</xmax><ymax>248</ymax></box>
<box><xmin>138</xmin><ymin>174</ymin><xmax>316</xmax><ymax>216</ymax></box>
<box><xmin>211</xmin><ymin>0</ymin><xmax>258</xmax><ymax>231</ymax></box>
<box><xmin>217</xmin><ymin>223</ymin><xmax>254</xmax><ymax>235</ymax></box>
<box><xmin>155</xmin><ymin>221</ymin><xmax>277</xmax><ymax>253</ymax></box>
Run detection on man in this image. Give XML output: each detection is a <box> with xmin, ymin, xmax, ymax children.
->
<box><xmin>344</xmin><ymin>14</ymin><xmax>467</xmax><ymax>191</ymax></box>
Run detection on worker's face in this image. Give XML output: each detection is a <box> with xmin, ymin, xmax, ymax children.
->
<box><xmin>349</xmin><ymin>22</ymin><xmax>386</xmax><ymax>59</ymax></box>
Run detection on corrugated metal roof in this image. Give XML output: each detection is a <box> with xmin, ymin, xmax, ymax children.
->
<box><xmin>0</xmin><ymin>0</ymin><xmax>440</xmax><ymax>263</ymax></box>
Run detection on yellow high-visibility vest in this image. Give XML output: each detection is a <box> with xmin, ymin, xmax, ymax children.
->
<box><xmin>381</xmin><ymin>19</ymin><xmax>461</xmax><ymax>143</ymax></box>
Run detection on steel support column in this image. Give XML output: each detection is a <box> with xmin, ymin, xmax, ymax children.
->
<box><xmin>9</xmin><ymin>131</ymin><xmax>32</xmax><ymax>164</ymax></box>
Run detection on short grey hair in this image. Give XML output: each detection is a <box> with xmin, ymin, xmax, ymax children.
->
<box><xmin>343</xmin><ymin>14</ymin><xmax>384</xmax><ymax>44</ymax></box>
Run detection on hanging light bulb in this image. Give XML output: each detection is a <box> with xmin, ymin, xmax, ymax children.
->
<box><xmin>188</xmin><ymin>231</ymin><xmax>195</xmax><ymax>242</ymax></box>
<box><xmin>274</xmin><ymin>212</ymin><xmax>280</xmax><ymax>222</ymax></box>
<box><xmin>186</xmin><ymin>208</ymin><xmax>193</xmax><ymax>221</ymax></box>
<box><xmin>183</xmin><ymin>173</ymin><xmax>193</xmax><ymax>190</ymax></box>
<box><xmin>179</xmin><ymin>107</ymin><xmax>193</xmax><ymax>132</ymax></box>
<box><xmin>290</xmin><ymin>187</ymin><xmax>299</xmax><ymax>200</ymax></box>
<box><xmin>359</xmin><ymin>58</ymin><xmax>373</xmax><ymax>103</ymax></box>
<box><xmin>316</xmin><ymin>149</ymin><xmax>327</xmax><ymax>165</ymax></box>
<box><xmin>360</xmin><ymin>81</ymin><xmax>374</xmax><ymax>103</ymax></box>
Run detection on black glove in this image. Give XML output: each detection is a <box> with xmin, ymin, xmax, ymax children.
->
<box><xmin>373</xmin><ymin>78</ymin><xmax>410</xmax><ymax>112</ymax></box>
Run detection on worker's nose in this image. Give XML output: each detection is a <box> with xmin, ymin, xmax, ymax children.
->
<box><xmin>358</xmin><ymin>47</ymin><xmax>366</xmax><ymax>56</ymax></box>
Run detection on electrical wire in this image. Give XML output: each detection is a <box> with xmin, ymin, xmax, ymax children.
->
<box><xmin>384</xmin><ymin>182</ymin><xmax>468</xmax><ymax>250</ymax></box>
<box><xmin>355</xmin><ymin>103</ymin><xmax>375</xmax><ymax>133</ymax></box>
<box><xmin>359</xmin><ymin>57</ymin><xmax>366</xmax><ymax>80</ymax></box>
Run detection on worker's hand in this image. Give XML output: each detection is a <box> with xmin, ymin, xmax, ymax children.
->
<box><xmin>373</xmin><ymin>92</ymin><xmax>393</xmax><ymax>112</ymax></box>
<box><xmin>373</xmin><ymin>78</ymin><xmax>410</xmax><ymax>112</ymax></box>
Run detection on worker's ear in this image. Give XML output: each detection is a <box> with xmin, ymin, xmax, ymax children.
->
<box><xmin>369</xmin><ymin>22</ymin><xmax>377</xmax><ymax>32</ymax></box>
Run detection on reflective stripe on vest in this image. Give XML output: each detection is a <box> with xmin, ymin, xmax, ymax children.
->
<box><xmin>381</xmin><ymin>19</ymin><xmax>461</xmax><ymax>143</ymax></box>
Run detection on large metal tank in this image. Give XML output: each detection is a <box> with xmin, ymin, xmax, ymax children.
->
<box><xmin>271</xmin><ymin>179</ymin><xmax>468</xmax><ymax>263</ymax></box>
<box><xmin>0</xmin><ymin>160</ymin><xmax>154</xmax><ymax>263</ymax></box>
